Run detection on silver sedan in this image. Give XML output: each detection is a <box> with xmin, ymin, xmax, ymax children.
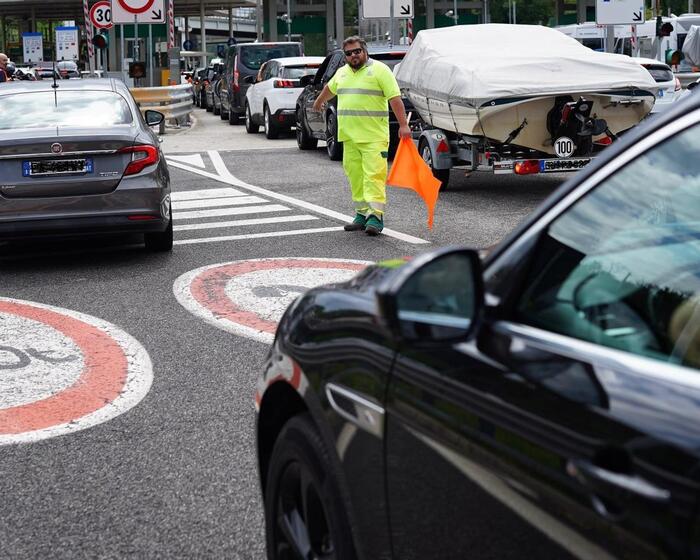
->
<box><xmin>0</xmin><ymin>78</ymin><xmax>172</xmax><ymax>251</ymax></box>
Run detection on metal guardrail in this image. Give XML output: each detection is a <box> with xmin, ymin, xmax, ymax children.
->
<box><xmin>130</xmin><ymin>84</ymin><xmax>194</xmax><ymax>134</ymax></box>
<box><xmin>675</xmin><ymin>72</ymin><xmax>700</xmax><ymax>89</ymax></box>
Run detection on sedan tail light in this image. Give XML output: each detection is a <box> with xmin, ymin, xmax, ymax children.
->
<box><xmin>119</xmin><ymin>145</ymin><xmax>159</xmax><ymax>176</ymax></box>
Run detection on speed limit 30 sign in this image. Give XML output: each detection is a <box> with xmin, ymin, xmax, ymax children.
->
<box><xmin>90</xmin><ymin>1</ymin><xmax>113</xmax><ymax>29</ymax></box>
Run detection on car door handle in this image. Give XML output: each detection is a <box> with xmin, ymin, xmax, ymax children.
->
<box><xmin>567</xmin><ymin>459</ymin><xmax>671</xmax><ymax>503</ymax></box>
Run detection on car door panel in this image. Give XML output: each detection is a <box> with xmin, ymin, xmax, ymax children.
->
<box><xmin>386</xmin><ymin>120</ymin><xmax>700</xmax><ymax>560</ymax></box>
<box><xmin>387</xmin><ymin>319</ymin><xmax>699</xmax><ymax>560</ymax></box>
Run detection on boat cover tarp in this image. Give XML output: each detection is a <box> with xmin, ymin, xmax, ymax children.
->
<box><xmin>394</xmin><ymin>24</ymin><xmax>657</xmax><ymax>108</ymax></box>
<box><xmin>682</xmin><ymin>25</ymin><xmax>700</xmax><ymax>67</ymax></box>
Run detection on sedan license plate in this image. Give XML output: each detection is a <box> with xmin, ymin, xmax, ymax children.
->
<box><xmin>540</xmin><ymin>157</ymin><xmax>591</xmax><ymax>172</ymax></box>
<box><xmin>22</xmin><ymin>158</ymin><xmax>93</xmax><ymax>177</ymax></box>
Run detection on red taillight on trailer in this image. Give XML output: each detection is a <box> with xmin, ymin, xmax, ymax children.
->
<box><xmin>594</xmin><ymin>136</ymin><xmax>613</xmax><ymax>146</ymax></box>
<box><xmin>436</xmin><ymin>139</ymin><xmax>450</xmax><ymax>153</ymax></box>
<box><xmin>514</xmin><ymin>160</ymin><xmax>540</xmax><ymax>175</ymax></box>
<box><xmin>119</xmin><ymin>145</ymin><xmax>159</xmax><ymax>176</ymax></box>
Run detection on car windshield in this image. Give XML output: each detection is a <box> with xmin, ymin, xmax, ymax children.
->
<box><xmin>282</xmin><ymin>65</ymin><xmax>319</xmax><ymax>79</ymax></box>
<box><xmin>239</xmin><ymin>45</ymin><xmax>302</xmax><ymax>70</ymax></box>
<box><xmin>0</xmin><ymin>91</ymin><xmax>133</xmax><ymax>130</ymax></box>
<box><xmin>644</xmin><ymin>65</ymin><xmax>674</xmax><ymax>83</ymax></box>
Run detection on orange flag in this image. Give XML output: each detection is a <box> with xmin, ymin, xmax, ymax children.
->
<box><xmin>386</xmin><ymin>137</ymin><xmax>442</xmax><ymax>229</ymax></box>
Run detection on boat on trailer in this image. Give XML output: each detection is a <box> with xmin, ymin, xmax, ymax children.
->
<box><xmin>396</xmin><ymin>24</ymin><xmax>658</xmax><ymax>158</ymax></box>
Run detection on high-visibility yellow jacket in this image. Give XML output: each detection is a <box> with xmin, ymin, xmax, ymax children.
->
<box><xmin>327</xmin><ymin>58</ymin><xmax>401</xmax><ymax>144</ymax></box>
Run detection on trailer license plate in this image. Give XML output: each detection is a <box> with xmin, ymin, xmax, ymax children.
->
<box><xmin>22</xmin><ymin>158</ymin><xmax>93</xmax><ymax>177</ymax></box>
<box><xmin>540</xmin><ymin>158</ymin><xmax>591</xmax><ymax>172</ymax></box>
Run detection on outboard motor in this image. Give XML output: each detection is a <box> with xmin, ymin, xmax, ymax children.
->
<box><xmin>547</xmin><ymin>96</ymin><xmax>611</xmax><ymax>156</ymax></box>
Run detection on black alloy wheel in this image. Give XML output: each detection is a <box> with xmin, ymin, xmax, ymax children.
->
<box><xmin>325</xmin><ymin>111</ymin><xmax>342</xmax><ymax>161</ymax></box>
<box><xmin>419</xmin><ymin>137</ymin><xmax>450</xmax><ymax>190</ymax></box>
<box><xmin>265</xmin><ymin>414</ymin><xmax>356</xmax><ymax>560</ymax></box>
<box><xmin>296</xmin><ymin>109</ymin><xmax>318</xmax><ymax>150</ymax></box>
<box><xmin>246</xmin><ymin>103</ymin><xmax>260</xmax><ymax>134</ymax></box>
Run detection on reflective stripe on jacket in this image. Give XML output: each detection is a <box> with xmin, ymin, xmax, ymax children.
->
<box><xmin>327</xmin><ymin>59</ymin><xmax>401</xmax><ymax>144</ymax></box>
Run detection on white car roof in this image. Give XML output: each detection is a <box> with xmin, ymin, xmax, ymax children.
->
<box><xmin>268</xmin><ymin>56</ymin><xmax>326</xmax><ymax>67</ymax></box>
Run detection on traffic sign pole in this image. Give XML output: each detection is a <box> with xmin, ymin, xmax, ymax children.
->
<box><xmin>83</xmin><ymin>0</ymin><xmax>95</xmax><ymax>73</ymax></box>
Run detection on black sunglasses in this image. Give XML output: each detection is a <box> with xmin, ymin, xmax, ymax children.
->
<box><xmin>344</xmin><ymin>48</ymin><xmax>363</xmax><ymax>57</ymax></box>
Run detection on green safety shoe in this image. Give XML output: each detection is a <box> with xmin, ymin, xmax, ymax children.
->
<box><xmin>344</xmin><ymin>213</ymin><xmax>367</xmax><ymax>232</ymax></box>
<box><xmin>364</xmin><ymin>214</ymin><xmax>384</xmax><ymax>236</ymax></box>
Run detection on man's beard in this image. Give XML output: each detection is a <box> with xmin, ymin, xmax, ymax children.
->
<box><xmin>348</xmin><ymin>57</ymin><xmax>364</xmax><ymax>69</ymax></box>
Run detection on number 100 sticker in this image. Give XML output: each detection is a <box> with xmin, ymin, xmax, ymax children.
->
<box><xmin>554</xmin><ymin>136</ymin><xmax>576</xmax><ymax>158</ymax></box>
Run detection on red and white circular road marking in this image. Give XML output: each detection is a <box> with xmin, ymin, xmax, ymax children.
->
<box><xmin>0</xmin><ymin>298</ymin><xmax>152</xmax><ymax>445</ymax></box>
<box><xmin>173</xmin><ymin>258</ymin><xmax>370</xmax><ymax>344</ymax></box>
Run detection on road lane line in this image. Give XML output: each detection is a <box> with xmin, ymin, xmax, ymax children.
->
<box><xmin>173</xmin><ymin>196</ymin><xmax>267</xmax><ymax>210</ymax></box>
<box><xmin>171</xmin><ymin>187</ymin><xmax>248</xmax><ymax>201</ymax></box>
<box><xmin>171</xmin><ymin>153</ymin><xmax>430</xmax><ymax>245</ymax></box>
<box><xmin>174</xmin><ymin>226</ymin><xmax>344</xmax><ymax>245</ymax></box>
<box><xmin>174</xmin><ymin>205</ymin><xmax>290</xmax><ymax>220</ymax></box>
<box><xmin>174</xmin><ymin>215</ymin><xmax>319</xmax><ymax>231</ymax></box>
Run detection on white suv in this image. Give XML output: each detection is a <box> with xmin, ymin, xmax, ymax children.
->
<box><xmin>637</xmin><ymin>57</ymin><xmax>683</xmax><ymax>114</ymax></box>
<box><xmin>244</xmin><ymin>56</ymin><xmax>325</xmax><ymax>139</ymax></box>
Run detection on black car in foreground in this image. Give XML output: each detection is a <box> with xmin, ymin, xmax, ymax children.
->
<box><xmin>295</xmin><ymin>47</ymin><xmax>419</xmax><ymax>160</ymax></box>
<box><xmin>257</xmin><ymin>90</ymin><xmax>700</xmax><ymax>559</ymax></box>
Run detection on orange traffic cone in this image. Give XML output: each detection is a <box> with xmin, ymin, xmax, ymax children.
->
<box><xmin>387</xmin><ymin>137</ymin><xmax>442</xmax><ymax>229</ymax></box>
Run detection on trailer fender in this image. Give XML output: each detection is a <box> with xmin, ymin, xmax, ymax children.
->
<box><xmin>419</xmin><ymin>129</ymin><xmax>453</xmax><ymax>170</ymax></box>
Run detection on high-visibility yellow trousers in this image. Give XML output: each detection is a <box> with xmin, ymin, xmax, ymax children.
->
<box><xmin>341</xmin><ymin>140</ymin><xmax>389</xmax><ymax>217</ymax></box>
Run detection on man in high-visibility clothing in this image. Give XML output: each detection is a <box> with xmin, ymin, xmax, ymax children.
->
<box><xmin>312</xmin><ymin>36</ymin><xmax>411</xmax><ymax>236</ymax></box>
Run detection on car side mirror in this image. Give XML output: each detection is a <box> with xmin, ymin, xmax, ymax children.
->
<box><xmin>299</xmin><ymin>74</ymin><xmax>315</xmax><ymax>88</ymax></box>
<box><xmin>376</xmin><ymin>247</ymin><xmax>484</xmax><ymax>344</ymax></box>
<box><xmin>244</xmin><ymin>75</ymin><xmax>256</xmax><ymax>84</ymax></box>
<box><xmin>144</xmin><ymin>110</ymin><xmax>165</xmax><ymax>126</ymax></box>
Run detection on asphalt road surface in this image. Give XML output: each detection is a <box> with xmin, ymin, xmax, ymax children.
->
<box><xmin>0</xmin><ymin>108</ymin><xmax>566</xmax><ymax>559</ymax></box>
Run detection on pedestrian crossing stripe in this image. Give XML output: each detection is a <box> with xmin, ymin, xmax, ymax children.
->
<box><xmin>171</xmin><ymin>187</ymin><xmax>335</xmax><ymax>245</ymax></box>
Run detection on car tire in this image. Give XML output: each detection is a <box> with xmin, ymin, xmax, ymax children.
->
<box><xmin>264</xmin><ymin>104</ymin><xmax>279</xmax><ymax>139</ymax></box>
<box><xmin>245</xmin><ymin>103</ymin><xmax>260</xmax><ymax>134</ymax></box>
<box><xmin>265</xmin><ymin>414</ymin><xmax>357</xmax><ymax>560</ymax></box>
<box><xmin>213</xmin><ymin>103</ymin><xmax>220</xmax><ymax>116</ymax></box>
<box><xmin>144</xmin><ymin>210</ymin><xmax>173</xmax><ymax>252</ymax></box>
<box><xmin>325</xmin><ymin>110</ymin><xmax>343</xmax><ymax>161</ymax></box>
<box><xmin>206</xmin><ymin>100</ymin><xmax>213</xmax><ymax>113</ymax></box>
<box><xmin>200</xmin><ymin>92</ymin><xmax>208</xmax><ymax>110</ymax></box>
<box><xmin>229</xmin><ymin>105</ymin><xmax>240</xmax><ymax>125</ymax></box>
<box><xmin>221</xmin><ymin>104</ymin><xmax>229</xmax><ymax>120</ymax></box>
<box><xmin>419</xmin><ymin>137</ymin><xmax>450</xmax><ymax>190</ymax></box>
<box><xmin>296</xmin><ymin>109</ymin><xmax>318</xmax><ymax>150</ymax></box>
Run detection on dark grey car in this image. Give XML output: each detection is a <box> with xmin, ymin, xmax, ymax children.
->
<box><xmin>0</xmin><ymin>79</ymin><xmax>172</xmax><ymax>251</ymax></box>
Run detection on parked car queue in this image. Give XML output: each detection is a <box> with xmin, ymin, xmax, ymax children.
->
<box><xmin>191</xmin><ymin>42</ymin><xmax>421</xmax><ymax>161</ymax></box>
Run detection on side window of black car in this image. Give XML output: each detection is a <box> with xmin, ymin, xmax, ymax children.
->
<box><xmin>516</xmin><ymin>122</ymin><xmax>700</xmax><ymax>370</ymax></box>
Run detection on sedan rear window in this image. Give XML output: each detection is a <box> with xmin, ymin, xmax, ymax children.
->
<box><xmin>239</xmin><ymin>45</ymin><xmax>302</xmax><ymax>70</ymax></box>
<box><xmin>0</xmin><ymin>91</ymin><xmax>133</xmax><ymax>130</ymax></box>
<box><xmin>644</xmin><ymin>65</ymin><xmax>674</xmax><ymax>83</ymax></box>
